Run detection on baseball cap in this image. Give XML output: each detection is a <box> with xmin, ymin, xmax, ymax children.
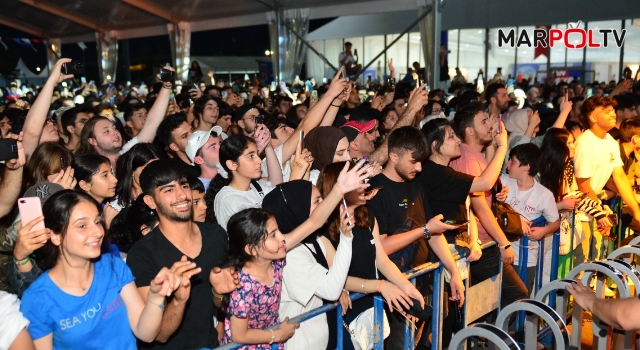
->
<box><xmin>185</xmin><ymin>126</ymin><xmax>227</xmax><ymax>165</ymax></box>
<box><xmin>233</xmin><ymin>104</ymin><xmax>255</xmax><ymax>122</ymax></box>
<box><xmin>339</xmin><ymin>119</ymin><xmax>377</xmax><ymax>142</ymax></box>
<box><xmin>23</xmin><ymin>182</ymin><xmax>65</xmax><ymax>206</ymax></box>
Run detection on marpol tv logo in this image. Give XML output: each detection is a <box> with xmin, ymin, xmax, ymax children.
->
<box><xmin>498</xmin><ymin>21</ymin><xmax>626</xmax><ymax>49</ymax></box>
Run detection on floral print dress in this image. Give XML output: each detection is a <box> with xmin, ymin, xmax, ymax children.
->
<box><xmin>222</xmin><ymin>259</ymin><xmax>286</xmax><ymax>350</ymax></box>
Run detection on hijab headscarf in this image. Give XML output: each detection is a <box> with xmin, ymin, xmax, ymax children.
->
<box><xmin>305</xmin><ymin>126</ymin><xmax>347</xmax><ymax>171</ymax></box>
<box><xmin>262</xmin><ymin>180</ymin><xmax>312</xmax><ymax>234</ymax></box>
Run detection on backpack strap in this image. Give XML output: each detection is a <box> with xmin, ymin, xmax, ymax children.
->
<box><xmin>251</xmin><ymin>180</ymin><xmax>264</xmax><ymax>197</ymax></box>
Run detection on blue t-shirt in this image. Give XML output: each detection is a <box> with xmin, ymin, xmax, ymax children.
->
<box><xmin>21</xmin><ymin>254</ymin><xmax>136</xmax><ymax>349</ymax></box>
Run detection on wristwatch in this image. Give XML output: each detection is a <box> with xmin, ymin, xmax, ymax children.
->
<box><xmin>498</xmin><ymin>243</ymin><xmax>511</xmax><ymax>250</ymax></box>
<box><xmin>422</xmin><ymin>224</ymin><xmax>431</xmax><ymax>240</ymax></box>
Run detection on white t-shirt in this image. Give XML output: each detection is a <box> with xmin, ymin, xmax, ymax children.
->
<box><xmin>262</xmin><ymin>144</ymin><xmax>292</xmax><ymax>182</ymax></box>
<box><xmin>281</xmin><ymin>235</ymin><xmax>353</xmax><ymax>350</ymax></box>
<box><xmin>500</xmin><ymin>175</ymin><xmax>559</xmax><ymax>267</ymax></box>
<box><xmin>214</xmin><ymin>179</ymin><xmax>273</xmax><ymax>231</ymax></box>
<box><xmin>119</xmin><ymin>136</ymin><xmax>139</xmax><ymax>155</ymax></box>
<box><xmin>338</xmin><ymin>52</ymin><xmax>356</xmax><ymax>66</ymax></box>
<box><xmin>0</xmin><ymin>291</ymin><xmax>29</xmax><ymax>349</ymax></box>
<box><xmin>574</xmin><ymin>129</ymin><xmax>623</xmax><ymax>194</ymax></box>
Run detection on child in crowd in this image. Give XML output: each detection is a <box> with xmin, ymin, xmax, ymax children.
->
<box><xmin>188</xmin><ymin>176</ymin><xmax>207</xmax><ymax>222</ymax></box>
<box><xmin>501</xmin><ymin>143</ymin><xmax>560</xmax><ymax>293</ymax></box>
<box><xmin>221</xmin><ymin>161</ymin><xmax>372</xmax><ymax>349</ymax></box>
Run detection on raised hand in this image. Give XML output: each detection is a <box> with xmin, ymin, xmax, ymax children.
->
<box><xmin>252</xmin><ymin>125</ymin><xmax>271</xmax><ymax>153</ymax></box>
<box><xmin>51</xmin><ymin>59</ymin><xmax>75</xmax><ymax>85</ymax></box>
<box><xmin>335</xmin><ymin>160</ymin><xmax>371</xmax><ymax>194</ymax></box>
<box><xmin>339</xmin><ymin>205</ymin><xmax>355</xmax><ymax>238</ymax></box>
<box><xmin>327</xmin><ymin>68</ymin><xmax>348</xmax><ymax>99</ymax></box>
<box><xmin>13</xmin><ymin>216</ymin><xmax>51</xmax><ymax>261</ymax></box>
<box><xmin>51</xmin><ymin>166</ymin><xmax>77</xmax><ymax>190</ymax></box>
<box><xmin>4</xmin><ymin>132</ymin><xmax>25</xmax><ymax>170</ymax></box>
<box><xmin>559</xmin><ymin>92</ymin><xmax>572</xmax><ymax>113</ymax></box>
<box><xmin>495</xmin><ymin>185</ymin><xmax>509</xmax><ymax>202</ymax></box>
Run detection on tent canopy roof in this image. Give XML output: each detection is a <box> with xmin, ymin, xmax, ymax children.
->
<box><xmin>2</xmin><ymin>0</ymin><xmax>640</xmax><ymax>43</ymax></box>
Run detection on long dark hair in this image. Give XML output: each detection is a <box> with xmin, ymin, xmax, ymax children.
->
<box><xmin>109</xmin><ymin>196</ymin><xmax>157</xmax><ymax>254</ymax></box>
<box><xmin>40</xmin><ymin>190</ymin><xmax>102</xmax><ymax>270</ymax></box>
<box><xmin>24</xmin><ymin>142</ymin><xmax>74</xmax><ymax>191</ymax></box>
<box><xmin>539</xmin><ymin>128</ymin><xmax>572</xmax><ymax>201</ymax></box>
<box><xmin>76</xmin><ymin>116</ymin><xmax>111</xmax><ymax>156</ymax></box>
<box><xmin>115</xmin><ymin>143</ymin><xmax>162</xmax><ymax>208</ymax></box>
<box><xmin>317</xmin><ymin>161</ymin><xmax>371</xmax><ymax>243</ymax></box>
<box><xmin>420</xmin><ymin>118</ymin><xmax>452</xmax><ymax>158</ymax></box>
<box><xmin>223</xmin><ymin>208</ymin><xmax>274</xmax><ymax>270</ymax></box>
<box><xmin>204</xmin><ymin>135</ymin><xmax>256</xmax><ymax>224</ymax></box>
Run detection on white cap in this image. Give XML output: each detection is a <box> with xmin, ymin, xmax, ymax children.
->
<box><xmin>185</xmin><ymin>126</ymin><xmax>228</xmax><ymax>165</ymax></box>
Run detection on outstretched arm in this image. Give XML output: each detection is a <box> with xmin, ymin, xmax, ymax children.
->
<box><xmin>22</xmin><ymin>59</ymin><xmax>73</xmax><ymax>158</ymax></box>
<box><xmin>136</xmin><ymin>67</ymin><xmax>173</xmax><ymax>143</ymax></box>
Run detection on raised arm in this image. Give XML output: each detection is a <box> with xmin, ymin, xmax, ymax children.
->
<box><xmin>284</xmin><ymin>161</ymin><xmax>371</xmax><ymax>248</ymax></box>
<box><xmin>369</xmin><ymin>86</ymin><xmax>428</xmax><ymax>165</ymax></box>
<box><xmin>283</xmin><ymin>68</ymin><xmax>347</xmax><ymax>162</ymax></box>
<box><xmin>136</xmin><ymin>67</ymin><xmax>173</xmax><ymax>143</ymax></box>
<box><xmin>470</xmin><ymin>124</ymin><xmax>508</xmax><ymax>192</ymax></box>
<box><xmin>0</xmin><ymin>133</ymin><xmax>25</xmax><ymax>217</ymax></box>
<box><xmin>22</xmin><ymin>59</ymin><xmax>73</xmax><ymax>158</ymax></box>
<box><xmin>550</xmin><ymin>92</ymin><xmax>572</xmax><ymax>129</ymax></box>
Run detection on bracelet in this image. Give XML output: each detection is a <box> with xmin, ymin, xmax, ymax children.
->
<box><xmin>499</xmin><ymin>244</ymin><xmax>511</xmax><ymax>250</ymax></box>
<box><xmin>13</xmin><ymin>254</ymin><xmax>32</xmax><ymax>266</ymax></box>
<box><xmin>153</xmin><ymin>301</ymin><xmax>165</xmax><ymax>311</ymax></box>
<box><xmin>269</xmin><ymin>329</ymin><xmax>275</xmax><ymax>344</ymax></box>
<box><xmin>361</xmin><ymin>279</ymin><xmax>366</xmax><ymax>293</ymax></box>
<box><xmin>331</xmin><ymin>103</ymin><xmax>341</xmax><ymax>107</ymax></box>
<box><xmin>162</xmin><ymin>84</ymin><xmax>172</xmax><ymax>90</ymax></box>
<box><xmin>376</xmin><ymin>280</ymin><xmax>383</xmax><ymax>293</ymax></box>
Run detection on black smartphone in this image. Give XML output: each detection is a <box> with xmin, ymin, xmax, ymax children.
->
<box><xmin>365</xmin><ymin>186</ymin><xmax>383</xmax><ymax>195</ymax></box>
<box><xmin>608</xmin><ymin>213</ymin><xmax>618</xmax><ymax>224</ymax></box>
<box><xmin>255</xmin><ymin>115</ymin><xmax>264</xmax><ymax>124</ymax></box>
<box><xmin>60</xmin><ymin>157</ymin><xmax>69</xmax><ymax>171</ymax></box>
<box><xmin>159</xmin><ymin>68</ymin><xmax>176</xmax><ymax>86</ymax></box>
<box><xmin>0</xmin><ymin>139</ymin><xmax>18</xmax><ymax>161</ymax></box>
<box><xmin>63</xmin><ymin>61</ymin><xmax>84</xmax><ymax>75</ymax></box>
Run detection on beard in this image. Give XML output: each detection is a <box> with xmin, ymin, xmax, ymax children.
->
<box><xmin>395</xmin><ymin>164</ymin><xmax>417</xmax><ymax>182</ymax></box>
<box><xmin>155</xmin><ymin>200</ymin><xmax>192</xmax><ymax>222</ymax></box>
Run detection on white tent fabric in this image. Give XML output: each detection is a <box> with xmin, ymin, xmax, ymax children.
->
<box><xmin>190</xmin><ymin>56</ymin><xmax>262</xmax><ymax>74</ymax></box>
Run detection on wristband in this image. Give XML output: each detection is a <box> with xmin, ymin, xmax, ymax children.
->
<box><xmin>212</xmin><ymin>288</ymin><xmax>226</xmax><ymax>302</ymax></box>
<box><xmin>499</xmin><ymin>244</ymin><xmax>511</xmax><ymax>250</ymax></box>
<box><xmin>13</xmin><ymin>254</ymin><xmax>32</xmax><ymax>266</ymax></box>
<box><xmin>269</xmin><ymin>329</ymin><xmax>275</xmax><ymax>344</ymax></box>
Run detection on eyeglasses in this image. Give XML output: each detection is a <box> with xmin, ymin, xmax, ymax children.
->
<box><xmin>244</xmin><ymin>114</ymin><xmax>264</xmax><ymax>124</ymax></box>
<box><xmin>431</xmin><ymin>108</ymin><xmax>443</xmax><ymax>114</ymax></box>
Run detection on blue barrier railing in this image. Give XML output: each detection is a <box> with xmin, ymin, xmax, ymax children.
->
<box><xmin>210</xmin><ymin>243</ymin><xmax>496</xmax><ymax>350</ymax></box>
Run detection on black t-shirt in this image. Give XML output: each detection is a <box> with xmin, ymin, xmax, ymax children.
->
<box><xmin>366</xmin><ymin>174</ymin><xmax>431</xmax><ymax>235</ymax></box>
<box><xmin>126</xmin><ymin>222</ymin><xmax>227</xmax><ymax>349</ymax></box>
<box><xmin>417</xmin><ymin>160</ymin><xmax>474</xmax><ymax>243</ymax></box>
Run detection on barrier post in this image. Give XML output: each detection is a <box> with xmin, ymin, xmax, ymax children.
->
<box><xmin>515</xmin><ymin>236</ymin><xmax>529</xmax><ymax>341</ymax></box>
<box><xmin>373</xmin><ymin>297</ymin><xmax>384</xmax><ymax>350</ymax></box>
<box><xmin>431</xmin><ymin>266</ymin><xmax>444</xmax><ymax>350</ymax></box>
<box><xmin>337</xmin><ymin>304</ymin><xmax>344</xmax><ymax>349</ymax></box>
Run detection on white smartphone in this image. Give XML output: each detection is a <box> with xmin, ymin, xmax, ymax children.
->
<box><xmin>342</xmin><ymin>198</ymin><xmax>352</xmax><ymax>226</ymax></box>
<box><xmin>18</xmin><ymin>197</ymin><xmax>45</xmax><ymax>232</ymax></box>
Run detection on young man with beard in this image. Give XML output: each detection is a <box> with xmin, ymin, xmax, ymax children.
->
<box><xmin>485</xmin><ymin>83</ymin><xmax>511</xmax><ymax>118</ymax></box>
<box><xmin>366</xmin><ymin>126</ymin><xmax>462</xmax><ymax>350</ymax></box>
<box><xmin>76</xmin><ymin>67</ymin><xmax>173</xmax><ymax>166</ymax></box>
<box><xmin>127</xmin><ymin>159</ymin><xmax>228</xmax><ymax>349</ymax></box>
<box><xmin>450</xmin><ymin>101</ymin><xmax>528</xmax><ymax>308</ymax></box>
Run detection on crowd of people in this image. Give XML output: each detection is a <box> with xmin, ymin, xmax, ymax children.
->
<box><xmin>1</xmin><ymin>54</ymin><xmax>640</xmax><ymax>350</ymax></box>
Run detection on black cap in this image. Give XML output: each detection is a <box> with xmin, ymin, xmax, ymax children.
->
<box><xmin>233</xmin><ymin>104</ymin><xmax>255</xmax><ymax>122</ymax></box>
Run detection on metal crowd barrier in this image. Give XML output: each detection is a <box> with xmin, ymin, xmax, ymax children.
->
<box><xmin>211</xmin><ymin>242</ymin><xmax>499</xmax><ymax>350</ymax></box>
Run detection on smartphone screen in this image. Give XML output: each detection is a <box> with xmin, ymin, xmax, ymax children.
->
<box><xmin>81</xmin><ymin>77</ymin><xmax>87</xmax><ymax>84</ymax></box>
<box><xmin>341</xmin><ymin>66</ymin><xmax>347</xmax><ymax>80</ymax></box>
<box><xmin>299</xmin><ymin>130</ymin><xmax>304</xmax><ymax>150</ymax></box>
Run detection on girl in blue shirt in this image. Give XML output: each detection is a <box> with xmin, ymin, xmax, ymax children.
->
<box><xmin>20</xmin><ymin>190</ymin><xmax>182</xmax><ymax>349</ymax></box>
